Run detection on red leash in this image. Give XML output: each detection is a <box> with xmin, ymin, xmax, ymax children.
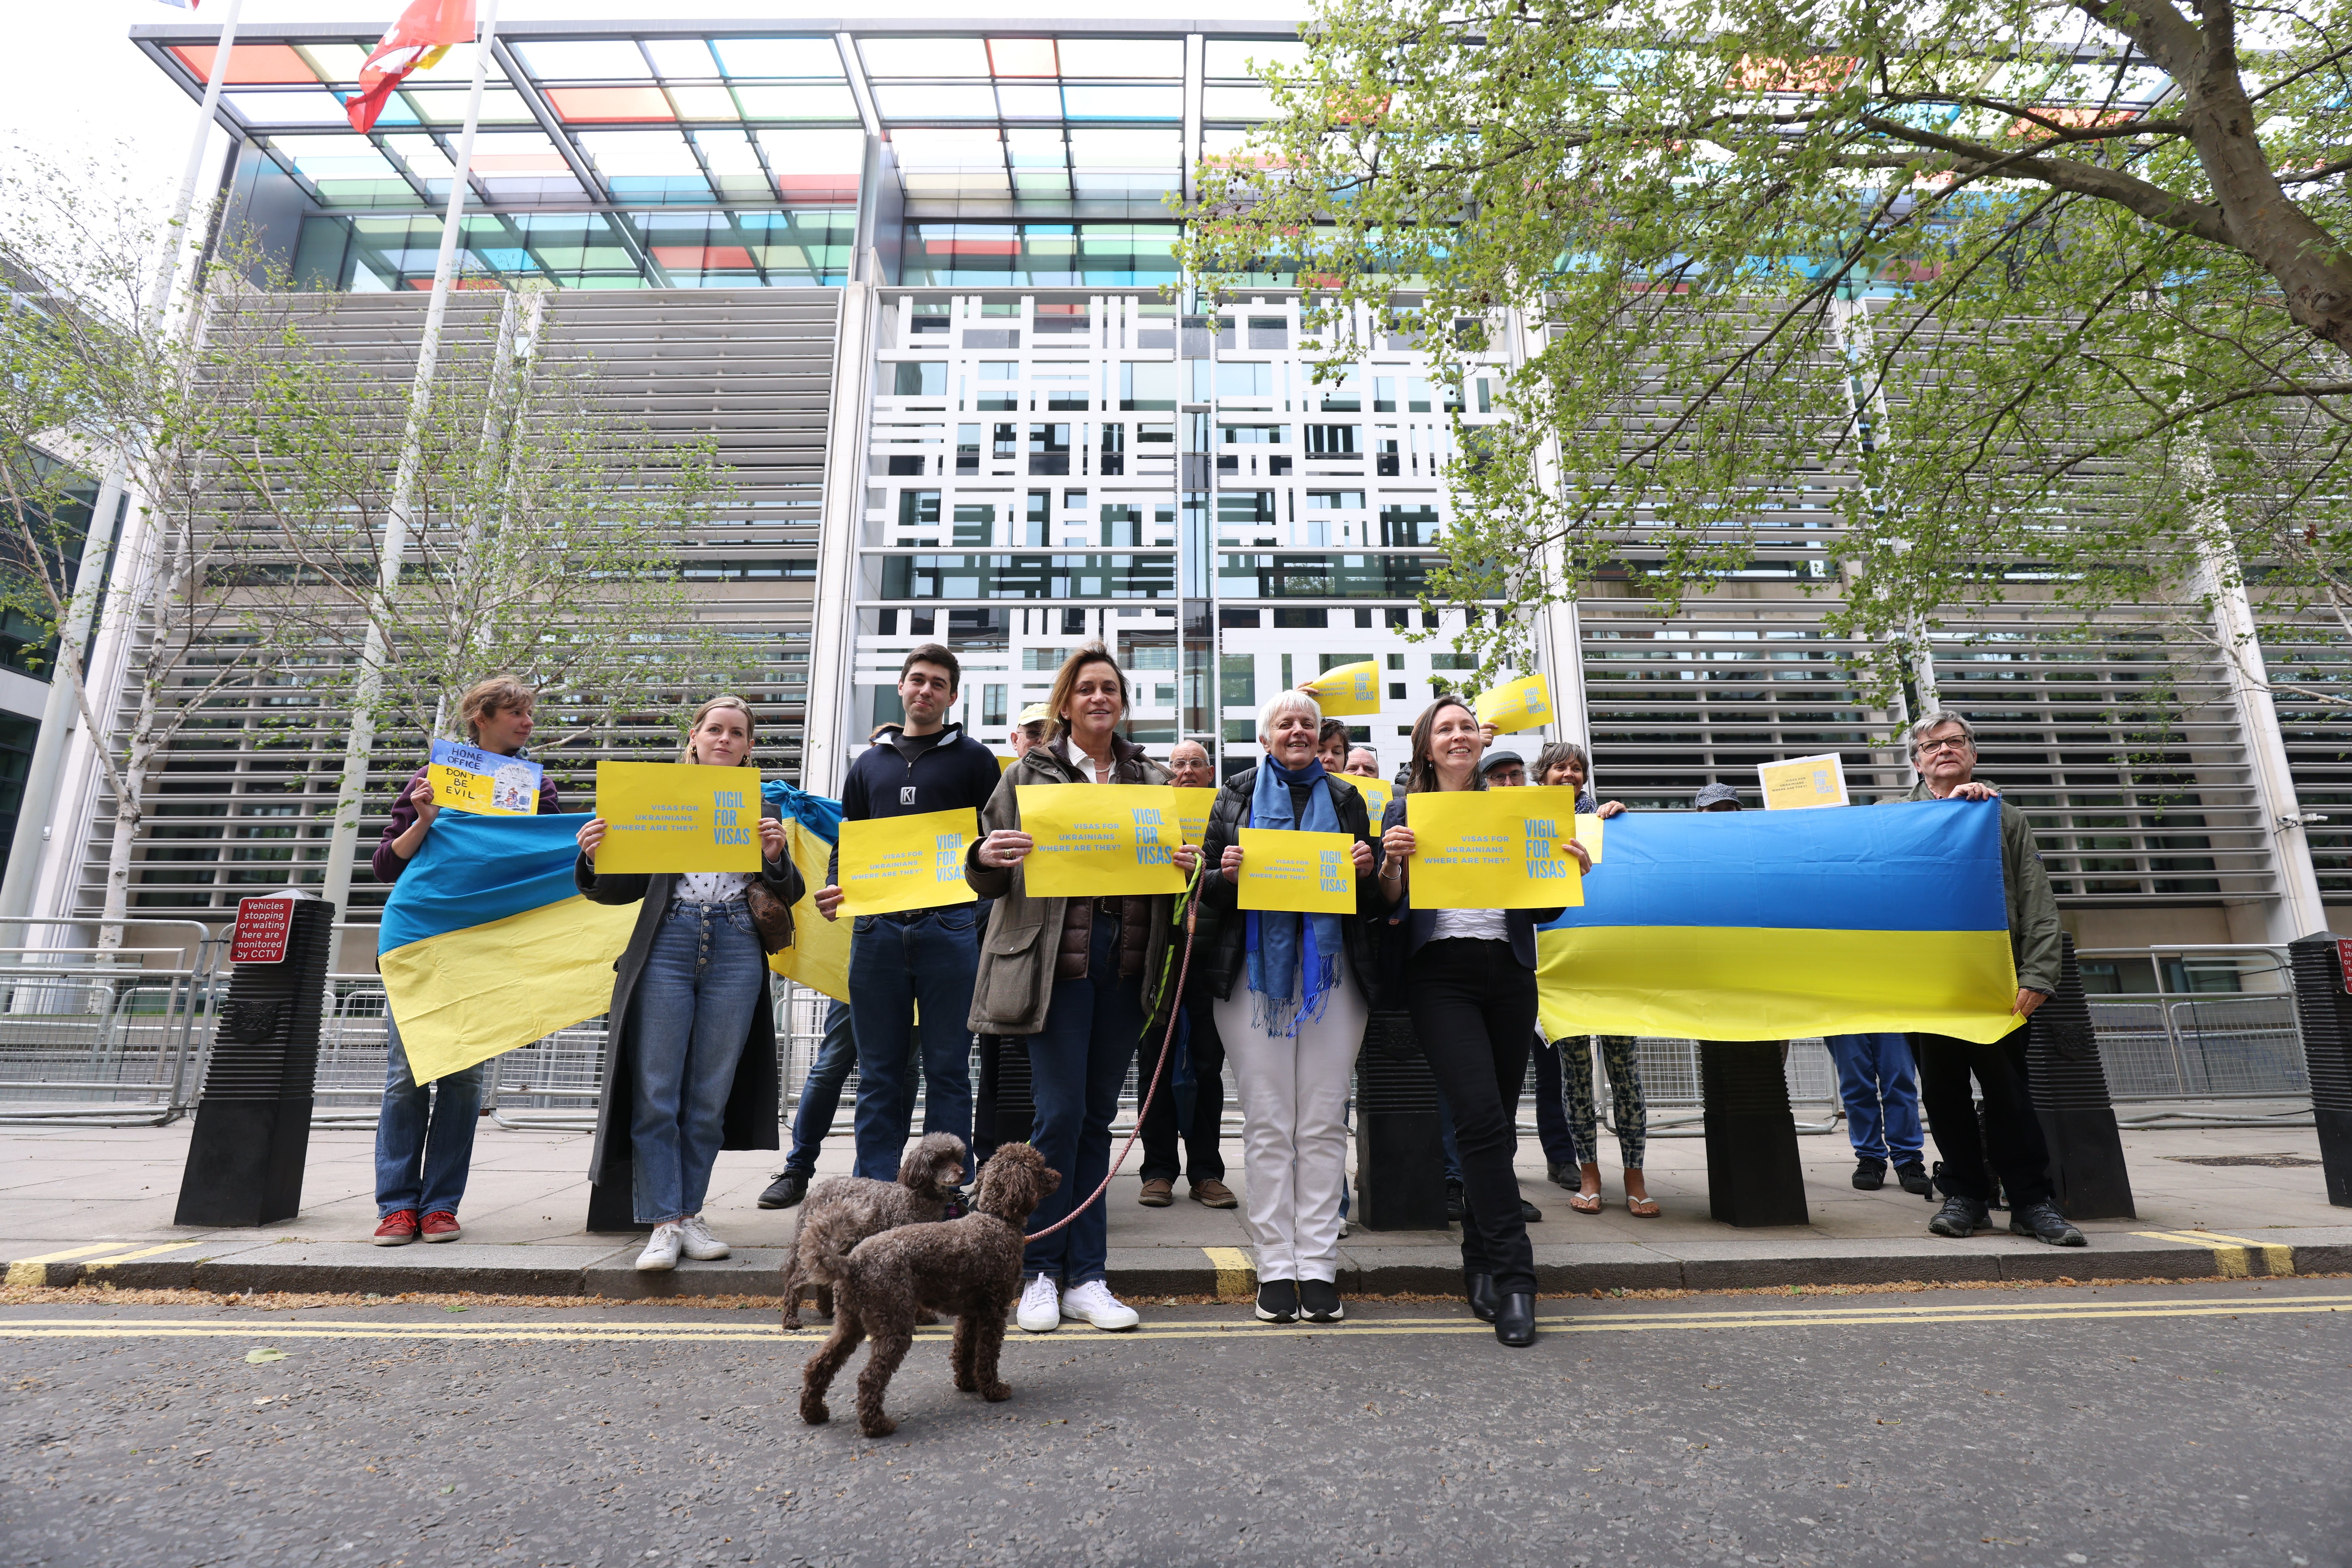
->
<box><xmin>1023</xmin><ymin>872</ymin><xmax>1204</xmax><ymax>1241</ymax></box>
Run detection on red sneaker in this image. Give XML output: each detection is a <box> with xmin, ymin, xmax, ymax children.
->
<box><xmin>373</xmin><ymin>1210</ymin><xmax>419</xmax><ymax>1246</ymax></box>
<box><xmin>419</xmin><ymin>1210</ymin><xmax>462</xmax><ymax>1243</ymax></box>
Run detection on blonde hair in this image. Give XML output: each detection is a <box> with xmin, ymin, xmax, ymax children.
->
<box><xmin>681</xmin><ymin>695</ymin><xmax>758</xmax><ymax>766</ymax></box>
<box><xmin>457</xmin><ymin>675</ymin><xmax>535</xmax><ymax>745</ymax></box>
<box><xmin>1045</xmin><ymin>642</ymin><xmax>1129</xmax><ymax>743</ymax></box>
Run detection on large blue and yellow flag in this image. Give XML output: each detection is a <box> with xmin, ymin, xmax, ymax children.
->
<box><xmin>378</xmin><ymin>812</ymin><xmax>636</xmax><ymax>1084</ymax></box>
<box><xmin>1536</xmin><ymin>798</ymin><xmax>2019</xmax><ymax>1044</ymax></box>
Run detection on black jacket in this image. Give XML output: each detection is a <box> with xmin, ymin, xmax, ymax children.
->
<box><xmin>829</xmin><ymin>722</ymin><xmax>1003</xmax><ymax>891</ymax></box>
<box><xmin>1377</xmin><ymin>792</ymin><xmax>1562</xmax><ymax>973</ymax></box>
<box><xmin>1194</xmin><ymin>767</ymin><xmax>1383</xmax><ymax>1002</ymax></box>
<box><xmin>573</xmin><ymin>799</ymin><xmax>802</xmax><ymax>1186</ymax></box>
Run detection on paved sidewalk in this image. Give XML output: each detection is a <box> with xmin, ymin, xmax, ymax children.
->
<box><xmin>4</xmin><ymin>1107</ymin><xmax>2343</xmax><ymax>1297</ymax></box>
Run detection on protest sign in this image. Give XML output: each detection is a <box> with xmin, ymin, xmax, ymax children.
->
<box><xmin>1473</xmin><ymin>673</ymin><xmax>1554</xmax><ymax>735</ymax></box>
<box><xmin>1351</xmin><ymin>775</ymin><xmax>1393</xmax><ymax>826</ymax></box>
<box><xmin>1015</xmin><ymin>784</ymin><xmax>1185</xmax><ymax>897</ymax></box>
<box><xmin>1407</xmin><ymin>786</ymin><xmax>1585</xmax><ymax>909</ymax></box>
<box><xmin>1576</xmin><ymin>812</ymin><xmax>1604</xmax><ymax>865</ymax></box>
<box><xmin>592</xmin><ymin>761</ymin><xmax>763</xmax><ymax>874</ymax></box>
<box><xmin>427</xmin><ymin>739</ymin><xmax>542</xmax><ymax>816</ymax></box>
<box><xmin>836</xmin><ymin>808</ymin><xmax>978</xmax><ymax>917</ymax></box>
<box><xmin>1300</xmin><ymin>660</ymin><xmax>1381</xmax><ymax>717</ymax></box>
<box><xmin>1758</xmin><ymin>753</ymin><xmax>1849</xmax><ymax>810</ymax></box>
<box><xmin>1174</xmin><ymin>787</ymin><xmax>1218</xmax><ymax>846</ymax></box>
<box><xmin>1236</xmin><ymin>827</ymin><xmax>1357</xmax><ymax>914</ymax></box>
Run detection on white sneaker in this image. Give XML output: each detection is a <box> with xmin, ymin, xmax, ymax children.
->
<box><xmin>679</xmin><ymin>1214</ymin><xmax>730</xmax><ymax>1261</ymax></box>
<box><xmin>1015</xmin><ymin>1275</ymin><xmax>1061</xmax><ymax>1334</ymax></box>
<box><xmin>1060</xmin><ymin>1279</ymin><xmax>1140</xmax><ymax>1332</ymax></box>
<box><xmin>635</xmin><ymin>1222</ymin><xmax>684</xmax><ymax>1272</ymax></box>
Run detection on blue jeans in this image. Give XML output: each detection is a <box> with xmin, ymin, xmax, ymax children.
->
<box><xmin>628</xmin><ymin>901</ymin><xmax>766</xmax><ymax>1223</ymax></box>
<box><xmin>1023</xmin><ymin>916</ymin><xmax>1145</xmax><ymax>1287</ymax></box>
<box><xmin>848</xmin><ymin>908</ymin><xmax>978</xmax><ymax>1181</ymax></box>
<box><xmin>782</xmin><ymin>998</ymin><xmax>856</xmax><ymax>1176</ymax></box>
<box><xmin>374</xmin><ymin>1014</ymin><xmax>484</xmax><ymax>1218</ymax></box>
<box><xmin>1825</xmin><ymin>1032</ymin><xmax>1924</xmax><ymax>1163</ymax></box>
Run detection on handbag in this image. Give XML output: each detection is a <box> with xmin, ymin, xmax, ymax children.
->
<box><xmin>742</xmin><ymin>878</ymin><xmax>795</xmax><ymax>956</ymax></box>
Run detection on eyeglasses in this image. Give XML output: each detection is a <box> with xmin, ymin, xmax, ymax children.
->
<box><xmin>1914</xmin><ymin>736</ymin><xmax>1973</xmax><ymax>756</ymax></box>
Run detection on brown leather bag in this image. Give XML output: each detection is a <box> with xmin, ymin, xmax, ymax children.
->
<box><xmin>742</xmin><ymin>878</ymin><xmax>795</xmax><ymax>956</ymax></box>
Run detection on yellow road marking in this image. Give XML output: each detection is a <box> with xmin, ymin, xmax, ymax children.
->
<box><xmin>1202</xmin><ymin>1247</ymin><xmax>1254</xmax><ymax>1301</ymax></box>
<box><xmin>4</xmin><ymin>1244</ymin><xmax>130</xmax><ymax>1288</ymax></box>
<box><xmin>79</xmin><ymin>1242</ymin><xmax>203</xmax><ymax>1270</ymax></box>
<box><xmin>0</xmin><ymin>1295</ymin><xmax>2343</xmax><ymax>1347</ymax></box>
<box><xmin>2135</xmin><ymin>1230</ymin><xmax>2296</xmax><ymax>1279</ymax></box>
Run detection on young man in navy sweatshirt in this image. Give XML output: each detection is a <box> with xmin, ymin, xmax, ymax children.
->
<box><xmin>816</xmin><ymin>644</ymin><xmax>1002</xmax><ymax>1180</ymax></box>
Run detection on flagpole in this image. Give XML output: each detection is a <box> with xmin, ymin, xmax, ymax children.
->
<box><xmin>0</xmin><ymin>0</ymin><xmax>247</xmax><ymax>934</ymax></box>
<box><xmin>318</xmin><ymin>0</ymin><xmax>501</xmax><ymax>923</ymax></box>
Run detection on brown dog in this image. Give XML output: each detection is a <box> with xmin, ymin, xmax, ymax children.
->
<box><xmin>782</xmin><ymin>1131</ymin><xmax>968</xmax><ymax>1329</ymax></box>
<box><xmin>799</xmin><ymin>1142</ymin><xmax>1060</xmax><ymax>1439</ymax></box>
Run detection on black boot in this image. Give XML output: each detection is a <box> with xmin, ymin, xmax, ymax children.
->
<box><xmin>757</xmin><ymin>1172</ymin><xmax>809</xmax><ymax>1210</ymax></box>
<box><xmin>1928</xmin><ymin>1193</ymin><xmax>1991</xmax><ymax>1237</ymax></box>
<box><xmin>2009</xmin><ymin>1199</ymin><xmax>2087</xmax><ymax>1248</ymax></box>
<box><xmin>1494</xmin><ymin>1293</ymin><xmax>1537</xmax><ymax>1347</ymax></box>
<box><xmin>1444</xmin><ymin>1180</ymin><xmax>1465</xmax><ymax>1223</ymax></box>
<box><xmin>1894</xmin><ymin>1159</ymin><xmax>1933</xmax><ymax>1197</ymax></box>
<box><xmin>1851</xmin><ymin>1159</ymin><xmax>1887</xmax><ymax>1191</ymax></box>
<box><xmin>1465</xmin><ymin>1273</ymin><xmax>1499</xmax><ymax>1322</ymax></box>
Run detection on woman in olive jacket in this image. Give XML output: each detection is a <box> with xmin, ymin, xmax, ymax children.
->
<box><xmin>1193</xmin><ymin>687</ymin><xmax>1382</xmax><ymax>1325</ymax></box>
<box><xmin>965</xmin><ymin>643</ymin><xmax>1199</xmax><ymax>1334</ymax></box>
<box><xmin>574</xmin><ymin>696</ymin><xmax>802</xmax><ymax>1273</ymax></box>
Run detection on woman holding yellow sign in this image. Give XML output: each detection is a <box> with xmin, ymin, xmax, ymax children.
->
<box><xmin>573</xmin><ymin>695</ymin><xmax>802</xmax><ymax>1273</ymax></box>
<box><xmin>965</xmin><ymin>644</ymin><xmax>1200</xmax><ymax>1335</ymax></box>
<box><xmin>1195</xmin><ymin>690</ymin><xmax>1378</xmax><ymax>1326</ymax></box>
<box><xmin>1378</xmin><ymin>696</ymin><xmax>1591</xmax><ymax>1348</ymax></box>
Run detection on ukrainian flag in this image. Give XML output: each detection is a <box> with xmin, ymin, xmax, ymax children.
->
<box><xmin>1536</xmin><ymin>798</ymin><xmax>2019</xmax><ymax>1045</ymax></box>
<box><xmin>763</xmin><ymin>778</ymin><xmax>849</xmax><ymax>1004</ymax></box>
<box><xmin>378</xmin><ymin>812</ymin><xmax>636</xmax><ymax>1084</ymax></box>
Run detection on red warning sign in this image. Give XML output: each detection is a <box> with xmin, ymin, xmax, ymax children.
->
<box><xmin>231</xmin><ymin>896</ymin><xmax>294</xmax><ymax>965</ymax></box>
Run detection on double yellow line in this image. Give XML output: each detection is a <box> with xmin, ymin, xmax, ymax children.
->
<box><xmin>2135</xmin><ymin>1229</ymin><xmax>2297</xmax><ymax>1278</ymax></box>
<box><xmin>4</xmin><ymin>1242</ymin><xmax>203</xmax><ymax>1289</ymax></box>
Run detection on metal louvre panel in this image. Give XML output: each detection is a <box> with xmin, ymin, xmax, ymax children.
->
<box><xmin>73</xmin><ymin>288</ymin><xmax>836</xmax><ymax>921</ymax></box>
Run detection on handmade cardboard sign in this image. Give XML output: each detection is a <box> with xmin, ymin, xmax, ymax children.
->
<box><xmin>427</xmin><ymin>739</ymin><xmax>542</xmax><ymax>816</ymax></box>
<box><xmin>1014</xmin><ymin>784</ymin><xmax>1185</xmax><ymax>897</ymax></box>
<box><xmin>592</xmin><ymin>761</ymin><xmax>763</xmax><ymax>874</ymax></box>
<box><xmin>836</xmin><ymin>808</ymin><xmax>978</xmax><ymax>917</ymax></box>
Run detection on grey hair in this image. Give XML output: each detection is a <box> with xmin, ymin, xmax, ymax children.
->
<box><xmin>1533</xmin><ymin>740</ymin><xmax>1589</xmax><ymax>784</ymax></box>
<box><xmin>1905</xmin><ymin>710</ymin><xmax>1976</xmax><ymax>754</ymax></box>
<box><xmin>1257</xmin><ymin>688</ymin><xmax>1323</xmax><ymax>745</ymax></box>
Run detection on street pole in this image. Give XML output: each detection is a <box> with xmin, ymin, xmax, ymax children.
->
<box><xmin>0</xmin><ymin>0</ymin><xmax>246</xmax><ymax>936</ymax></box>
<box><xmin>317</xmin><ymin>0</ymin><xmax>501</xmax><ymax>922</ymax></box>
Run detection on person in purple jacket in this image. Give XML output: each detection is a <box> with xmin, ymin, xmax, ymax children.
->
<box><xmin>369</xmin><ymin>676</ymin><xmax>561</xmax><ymax>1246</ymax></box>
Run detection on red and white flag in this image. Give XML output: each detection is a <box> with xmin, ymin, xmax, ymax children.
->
<box><xmin>346</xmin><ymin>0</ymin><xmax>477</xmax><ymax>134</ymax></box>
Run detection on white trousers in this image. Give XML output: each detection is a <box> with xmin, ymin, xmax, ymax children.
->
<box><xmin>1214</xmin><ymin>969</ymin><xmax>1368</xmax><ymax>1285</ymax></box>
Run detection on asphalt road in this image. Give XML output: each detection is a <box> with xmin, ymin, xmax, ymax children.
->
<box><xmin>4</xmin><ymin>1280</ymin><xmax>2347</xmax><ymax>1568</ymax></box>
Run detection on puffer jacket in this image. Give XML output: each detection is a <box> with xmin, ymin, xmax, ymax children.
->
<box><xmin>1193</xmin><ymin>765</ymin><xmax>1383</xmax><ymax>1003</ymax></box>
<box><xmin>963</xmin><ymin>734</ymin><xmax>1178</xmax><ymax>1036</ymax></box>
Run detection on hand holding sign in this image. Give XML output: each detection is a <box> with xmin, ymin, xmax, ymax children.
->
<box><xmin>1300</xmin><ymin>660</ymin><xmax>1381</xmax><ymax>717</ymax></box>
<box><xmin>1013</xmin><ymin>784</ymin><xmax>1186</xmax><ymax>897</ymax></box>
<box><xmin>1474</xmin><ymin>673</ymin><xmax>1554</xmax><ymax>736</ymax></box>
<box><xmin>1235</xmin><ymin>828</ymin><xmax>1358</xmax><ymax>914</ymax></box>
<box><xmin>836</xmin><ymin>809</ymin><xmax>978</xmax><ymax>917</ymax></box>
<box><xmin>590</xmin><ymin>761</ymin><xmax>764</xmax><ymax>874</ymax></box>
<box><xmin>1407</xmin><ymin>787</ymin><xmax>1587</xmax><ymax>909</ymax></box>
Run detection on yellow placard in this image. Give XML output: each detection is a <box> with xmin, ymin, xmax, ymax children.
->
<box><xmin>1301</xmin><ymin>659</ymin><xmax>1381</xmax><ymax>717</ymax></box>
<box><xmin>1015</xmin><ymin>783</ymin><xmax>1185</xmax><ymax>898</ymax></box>
<box><xmin>592</xmin><ymin>761</ymin><xmax>763</xmax><ymax>875</ymax></box>
<box><xmin>1406</xmin><ymin>787</ymin><xmax>1585</xmax><ymax>910</ymax></box>
<box><xmin>769</xmin><ymin>817</ymin><xmax>849</xmax><ymax>1003</ymax></box>
<box><xmin>1474</xmin><ymin>672</ymin><xmax>1554</xmax><ymax>735</ymax></box>
<box><xmin>1350</xmin><ymin>775</ymin><xmax>1393</xmax><ymax>827</ymax></box>
<box><xmin>1758</xmin><ymin>753</ymin><xmax>1848</xmax><ymax>810</ymax></box>
<box><xmin>836</xmin><ymin>808</ymin><xmax>979</xmax><ymax>918</ymax></box>
<box><xmin>1174</xmin><ymin>787</ymin><xmax>1219</xmax><ymax>845</ymax></box>
<box><xmin>1236</xmin><ymin>827</ymin><xmax>1357</xmax><ymax>915</ymax></box>
<box><xmin>1575</xmin><ymin>812</ymin><xmax>1603</xmax><ymax>865</ymax></box>
<box><xmin>425</xmin><ymin>739</ymin><xmax>541</xmax><ymax>817</ymax></box>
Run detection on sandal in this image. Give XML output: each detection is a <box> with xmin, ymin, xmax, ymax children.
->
<box><xmin>1569</xmin><ymin>1190</ymin><xmax>1604</xmax><ymax>1215</ymax></box>
<box><xmin>1626</xmin><ymin>1195</ymin><xmax>1661</xmax><ymax>1219</ymax></box>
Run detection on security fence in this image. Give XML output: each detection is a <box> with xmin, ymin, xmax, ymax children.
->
<box><xmin>0</xmin><ymin>919</ymin><xmax>222</xmax><ymax>1127</ymax></box>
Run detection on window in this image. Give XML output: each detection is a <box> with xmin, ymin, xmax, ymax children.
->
<box><xmin>1307</xmin><ymin>490</ymin><xmax>1365</xmax><ymax>511</ymax></box>
<box><xmin>1121</xmin><ymin>361</ymin><xmax>1176</xmax><ymax>411</ymax></box>
<box><xmin>951</xmin><ymin>503</ymin><xmax>993</xmax><ymax>545</ymax></box>
<box><xmin>1305</xmin><ymin>424</ymin><xmax>1359</xmax><ymax>457</ymax></box>
<box><xmin>1101</xmin><ymin>503</ymin><xmax>1144</xmax><ymax>545</ymax></box>
<box><xmin>956</xmin><ymin>424</ymin><xmax>980</xmax><ymax>475</ymax></box>
<box><xmin>1220</xmin><ymin>653</ymin><xmax>1255</xmax><ymax>709</ymax></box>
<box><xmin>1320</xmin><ymin>383</ymin><xmax>1361</xmax><ymax>413</ymax></box>
<box><xmin>1029</xmin><ymin>423</ymin><xmax>1071</xmax><ymax>475</ymax></box>
<box><xmin>1025</xmin><ymin>491</ymin><xmax>1050</xmax><ymax>545</ymax></box>
<box><xmin>1373</xmin><ymin>377</ymin><xmax>1396</xmax><ymax>413</ymax></box>
<box><xmin>1246</xmin><ymin>315</ymin><xmax>1287</xmax><ymax>349</ymax></box>
<box><xmin>1099</xmin><ymin>422</ymin><xmax>1125</xmax><ymax>475</ymax></box>
<box><xmin>1376</xmin><ymin>437</ymin><xmax>1400</xmax><ymax>477</ymax></box>
<box><xmin>897</xmin><ymin>490</ymin><xmax>940</xmax><ymax>539</ymax></box>
<box><xmin>1381</xmin><ymin>504</ymin><xmax>1438</xmax><ymax>546</ymax></box>
<box><xmin>891</xmin><ymin>361</ymin><xmax>946</xmax><ymax>396</ymax></box>
<box><xmin>1215</xmin><ymin>361</ymin><xmax>1272</xmax><ymax>400</ymax></box>
<box><xmin>1217</xmin><ymin>490</ymin><xmax>1276</xmax><ymax>527</ymax></box>
<box><xmin>981</xmin><ymin>684</ymin><xmax>1008</xmax><ymax>728</ymax></box>
<box><xmin>993</xmin><ymin>423</ymin><xmax>1018</xmax><ymax>461</ymax></box>
<box><xmin>1220</xmin><ymin>424</ymin><xmax>1287</xmax><ymax>444</ymax></box>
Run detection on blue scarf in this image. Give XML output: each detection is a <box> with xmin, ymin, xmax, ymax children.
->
<box><xmin>1244</xmin><ymin>753</ymin><xmax>1344</xmax><ymax>1033</ymax></box>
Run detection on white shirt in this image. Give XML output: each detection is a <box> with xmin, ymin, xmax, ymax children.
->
<box><xmin>1430</xmin><ymin>907</ymin><xmax>1508</xmax><ymax>943</ymax></box>
<box><xmin>675</xmin><ymin>871</ymin><xmax>752</xmax><ymax>905</ymax></box>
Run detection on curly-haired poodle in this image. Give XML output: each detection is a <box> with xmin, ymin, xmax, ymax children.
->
<box><xmin>782</xmin><ymin>1131</ymin><xmax>968</xmax><ymax>1330</ymax></box>
<box><xmin>799</xmin><ymin>1141</ymin><xmax>1061</xmax><ymax>1439</ymax></box>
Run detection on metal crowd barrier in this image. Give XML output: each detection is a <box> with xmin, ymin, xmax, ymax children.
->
<box><xmin>0</xmin><ymin>918</ymin><xmax>222</xmax><ymax>1127</ymax></box>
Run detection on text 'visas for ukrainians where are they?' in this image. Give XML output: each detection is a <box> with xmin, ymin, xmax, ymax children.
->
<box><xmin>1013</xmin><ymin>784</ymin><xmax>1185</xmax><ymax>898</ymax></box>
<box><xmin>1236</xmin><ymin>827</ymin><xmax>1357</xmax><ymax>915</ymax></box>
<box><xmin>835</xmin><ymin>807</ymin><xmax>980</xmax><ymax>916</ymax></box>
<box><xmin>591</xmin><ymin>761</ymin><xmax>764</xmax><ymax>875</ymax></box>
<box><xmin>1406</xmin><ymin>787</ymin><xmax>1587</xmax><ymax>909</ymax></box>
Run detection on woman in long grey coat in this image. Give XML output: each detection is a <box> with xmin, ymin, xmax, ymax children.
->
<box><xmin>575</xmin><ymin>696</ymin><xmax>801</xmax><ymax>1272</ymax></box>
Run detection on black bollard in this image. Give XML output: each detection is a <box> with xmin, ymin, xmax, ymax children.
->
<box><xmin>585</xmin><ymin>1172</ymin><xmax>649</xmax><ymax>1233</ymax></box>
<box><xmin>2026</xmin><ymin>933</ymin><xmax>2135</xmax><ymax>1219</ymax></box>
<box><xmin>2284</xmin><ymin>933</ymin><xmax>2352</xmax><ymax>1207</ymax></box>
<box><xmin>1697</xmin><ymin>1040</ymin><xmax>1811</xmax><ymax>1227</ymax></box>
<box><xmin>1355</xmin><ymin>1007</ymin><xmax>1451</xmax><ymax>1230</ymax></box>
<box><xmin>175</xmin><ymin>893</ymin><xmax>335</xmax><ymax>1227</ymax></box>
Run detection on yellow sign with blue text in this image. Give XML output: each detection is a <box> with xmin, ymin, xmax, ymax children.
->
<box><xmin>1014</xmin><ymin>784</ymin><xmax>1185</xmax><ymax>898</ymax></box>
<box><xmin>426</xmin><ymin>739</ymin><xmax>542</xmax><ymax>816</ymax></box>
<box><xmin>1352</xmin><ymin>775</ymin><xmax>1393</xmax><ymax>827</ymax></box>
<box><xmin>1236</xmin><ymin>827</ymin><xmax>1357</xmax><ymax>915</ymax></box>
<box><xmin>1301</xmin><ymin>660</ymin><xmax>1382</xmax><ymax>717</ymax></box>
<box><xmin>1174</xmin><ymin>787</ymin><xmax>1219</xmax><ymax>846</ymax></box>
<box><xmin>836</xmin><ymin>808</ymin><xmax>979</xmax><ymax>917</ymax></box>
<box><xmin>1758</xmin><ymin>753</ymin><xmax>1849</xmax><ymax>810</ymax></box>
<box><xmin>1406</xmin><ymin>787</ymin><xmax>1585</xmax><ymax>910</ymax></box>
<box><xmin>591</xmin><ymin>762</ymin><xmax>763</xmax><ymax>875</ymax></box>
<box><xmin>1474</xmin><ymin>673</ymin><xmax>1554</xmax><ymax>735</ymax></box>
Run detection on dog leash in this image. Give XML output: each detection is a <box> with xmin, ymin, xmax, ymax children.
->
<box><xmin>1023</xmin><ymin>864</ymin><xmax>1205</xmax><ymax>1242</ymax></box>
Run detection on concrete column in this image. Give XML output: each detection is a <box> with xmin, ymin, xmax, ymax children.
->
<box><xmin>801</xmin><ymin>280</ymin><xmax>875</xmax><ymax>796</ymax></box>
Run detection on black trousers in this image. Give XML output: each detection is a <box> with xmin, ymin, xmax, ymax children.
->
<box><xmin>1913</xmin><ymin>1024</ymin><xmax>2054</xmax><ymax>1207</ymax></box>
<box><xmin>1406</xmin><ymin>938</ymin><xmax>1538</xmax><ymax>1295</ymax></box>
<box><xmin>1140</xmin><ymin>997</ymin><xmax>1227</xmax><ymax>1184</ymax></box>
<box><xmin>972</xmin><ymin>1035</ymin><xmax>1032</xmax><ymax>1171</ymax></box>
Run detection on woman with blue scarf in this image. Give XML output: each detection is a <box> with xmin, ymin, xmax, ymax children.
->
<box><xmin>1195</xmin><ymin>690</ymin><xmax>1380</xmax><ymax>1325</ymax></box>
